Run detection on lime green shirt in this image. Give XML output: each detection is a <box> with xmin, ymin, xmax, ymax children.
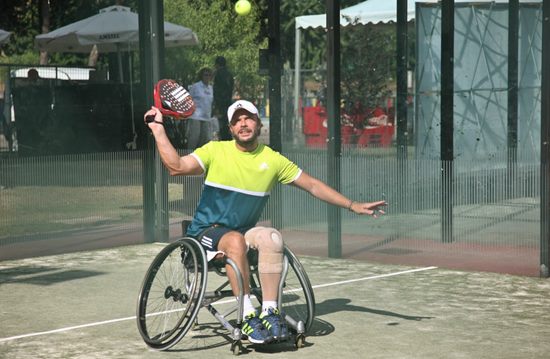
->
<box><xmin>187</xmin><ymin>140</ymin><xmax>301</xmax><ymax>236</ymax></box>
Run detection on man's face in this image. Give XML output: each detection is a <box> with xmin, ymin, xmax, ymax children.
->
<box><xmin>229</xmin><ymin>110</ymin><xmax>262</xmax><ymax>145</ymax></box>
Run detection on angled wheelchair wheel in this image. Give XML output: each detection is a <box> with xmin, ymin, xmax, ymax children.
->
<box><xmin>280</xmin><ymin>246</ymin><xmax>315</xmax><ymax>333</ymax></box>
<box><xmin>136</xmin><ymin>237</ymin><xmax>208</xmax><ymax>350</ymax></box>
<box><xmin>249</xmin><ymin>246</ymin><xmax>315</xmax><ymax>333</ymax></box>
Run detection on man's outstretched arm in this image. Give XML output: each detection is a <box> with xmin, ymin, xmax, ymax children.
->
<box><xmin>291</xmin><ymin>171</ymin><xmax>386</xmax><ymax>217</ymax></box>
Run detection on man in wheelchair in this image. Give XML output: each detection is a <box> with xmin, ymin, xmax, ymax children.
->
<box><xmin>144</xmin><ymin>100</ymin><xmax>386</xmax><ymax>344</ymax></box>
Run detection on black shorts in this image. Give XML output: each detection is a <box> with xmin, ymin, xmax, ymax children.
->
<box><xmin>195</xmin><ymin>225</ymin><xmax>252</xmax><ymax>251</ymax></box>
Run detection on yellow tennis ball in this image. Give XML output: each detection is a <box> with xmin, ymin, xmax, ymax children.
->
<box><xmin>235</xmin><ymin>0</ymin><xmax>251</xmax><ymax>16</ymax></box>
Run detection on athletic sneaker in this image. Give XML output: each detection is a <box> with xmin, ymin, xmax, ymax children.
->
<box><xmin>260</xmin><ymin>307</ymin><xmax>289</xmax><ymax>340</ymax></box>
<box><xmin>241</xmin><ymin>313</ymin><xmax>273</xmax><ymax>344</ymax></box>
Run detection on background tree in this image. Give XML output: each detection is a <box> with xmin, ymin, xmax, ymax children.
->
<box><xmin>163</xmin><ymin>0</ymin><xmax>265</xmax><ymax>100</ymax></box>
<box><xmin>279</xmin><ymin>0</ymin><xmax>358</xmax><ymax>68</ymax></box>
<box><xmin>0</xmin><ymin>0</ymin><xmax>405</xmax><ymax>109</ymax></box>
<box><xmin>0</xmin><ymin>0</ymin><xmax>138</xmax><ymax>67</ymax></box>
<box><xmin>39</xmin><ymin>0</ymin><xmax>50</xmax><ymax>65</ymax></box>
<box><xmin>340</xmin><ymin>23</ymin><xmax>396</xmax><ymax>110</ymax></box>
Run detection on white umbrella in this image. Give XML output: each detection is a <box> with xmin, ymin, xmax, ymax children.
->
<box><xmin>33</xmin><ymin>5</ymin><xmax>199</xmax><ymax>150</ymax></box>
<box><xmin>0</xmin><ymin>29</ymin><xmax>11</xmax><ymax>45</ymax></box>
<box><xmin>35</xmin><ymin>5</ymin><xmax>198</xmax><ymax>53</ymax></box>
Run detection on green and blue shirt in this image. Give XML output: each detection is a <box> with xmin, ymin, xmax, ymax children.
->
<box><xmin>187</xmin><ymin>140</ymin><xmax>302</xmax><ymax>236</ymax></box>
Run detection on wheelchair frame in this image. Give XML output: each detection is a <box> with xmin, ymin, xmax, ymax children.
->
<box><xmin>136</xmin><ymin>236</ymin><xmax>315</xmax><ymax>355</ymax></box>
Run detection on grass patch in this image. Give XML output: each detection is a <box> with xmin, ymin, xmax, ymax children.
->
<box><xmin>0</xmin><ymin>184</ymin><xmax>186</xmax><ymax>238</ymax></box>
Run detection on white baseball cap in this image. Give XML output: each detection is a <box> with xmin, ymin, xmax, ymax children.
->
<box><xmin>227</xmin><ymin>100</ymin><xmax>259</xmax><ymax>123</ymax></box>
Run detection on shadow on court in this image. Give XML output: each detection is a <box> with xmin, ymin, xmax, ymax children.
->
<box><xmin>1</xmin><ymin>243</ymin><xmax>550</xmax><ymax>359</ymax></box>
<box><xmin>315</xmin><ymin>298</ymin><xmax>435</xmax><ymax>322</ymax></box>
<box><xmin>0</xmin><ymin>266</ymin><xmax>105</xmax><ymax>286</ymax></box>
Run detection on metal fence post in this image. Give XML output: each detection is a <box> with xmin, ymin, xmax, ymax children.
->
<box><xmin>441</xmin><ymin>0</ymin><xmax>454</xmax><ymax>244</ymax></box>
<box><xmin>138</xmin><ymin>0</ymin><xmax>167</xmax><ymax>242</ymax></box>
<box><xmin>326</xmin><ymin>0</ymin><xmax>342</xmax><ymax>258</ymax></box>
<box><xmin>540</xmin><ymin>0</ymin><xmax>550</xmax><ymax>278</ymax></box>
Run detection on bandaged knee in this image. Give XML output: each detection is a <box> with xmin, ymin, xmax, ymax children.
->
<box><xmin>245</xmin><ymin>227</ymin><xmax>284</xmax><ymax>274</ymax></box>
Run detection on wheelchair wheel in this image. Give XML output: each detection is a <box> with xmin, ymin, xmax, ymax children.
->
<box><xmin>136</xmin><ymin>237</ymin><xmax>208</xmax><ymax>350</ymax></box>
<box><xmin>250</xmin><ymin>246</ymin><xmax>315</xmax><ymax>333</ymax></box>
<box><xmin>280</xmin><ymin>246</ymin><xmax>315</xmax><ymax>333</ymax></box>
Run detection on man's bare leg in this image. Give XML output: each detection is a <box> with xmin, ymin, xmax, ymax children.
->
<box><xmin>217</xmin><ymin>231</ymin><xmax>251</xmax><ymax>298</ymax></box>
<box><xmin>218</xmin><ymin>231</ymin><xmax>273</xmax><ymax>343</ymax></box>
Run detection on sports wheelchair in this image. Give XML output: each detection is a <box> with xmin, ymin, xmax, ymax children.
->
<box><xmin>136</xmin><ymin>235</ymin><xmax>315</xmax><ymax>354</ymax></box>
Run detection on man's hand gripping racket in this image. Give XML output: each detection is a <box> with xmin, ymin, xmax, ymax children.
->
<box><xmin>144</xmin><ymin>79</ymin><xmax>195</xmax><ymax>125</ymax></box>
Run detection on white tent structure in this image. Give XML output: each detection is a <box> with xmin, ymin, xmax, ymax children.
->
<box><xmin>294</xmin><ymin>0</ymin><xmax>544</xmax><ymax>162</ymax></box>
<box><xmin>0</xmin><ymin>29</ymin><xmax>11</xmax><ymax>45</ymax></box>
<box><xmin>295</xmin><ymin>0</ymin><xmax>416</xmax><ymax>30</ymax></box>
<box><xmin>293</xmin><ymin>0</ymin><xmax>416</xmax><ymax>119</ymax></box>
<box><xmin>293</xmin><ymin>0</ymin><xmax>522</xmax><ymax>102</ymax></box>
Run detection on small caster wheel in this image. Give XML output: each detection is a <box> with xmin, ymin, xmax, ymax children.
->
<box><xmin>295</xmin><ymin>334</ymin><xmax>305</xmax><ymax>348</ymax></box>
<box><xmin>231</xmin><ymin>341</ymin><xmax>242</xmax><ymax>355</ymax></box>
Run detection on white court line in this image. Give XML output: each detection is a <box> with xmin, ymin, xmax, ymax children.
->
<box><xmin>0</xmin><ymin>266</ymin><xmax>437</xmax><ymax>343</ymax></box>
<box><xmin>0</xmin><ymin>316</ymin><xmax>136</xmax><ymax>343</ymax></box>
<box><xmin>312</xmin><ymin>266</ymin><xmax>438</xmax><ymax>289</ymax></box>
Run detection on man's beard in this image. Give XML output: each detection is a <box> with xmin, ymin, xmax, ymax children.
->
<box><xmin>232</xmin><ymin>127</ymin><xmax>261</xmax><ymax>147</ymax></box>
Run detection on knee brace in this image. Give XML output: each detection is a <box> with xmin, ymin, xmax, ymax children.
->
<box><xmin>245</xmin><ymin>227</ymin><xmax>284</xmax><ymax>274</ymax></box>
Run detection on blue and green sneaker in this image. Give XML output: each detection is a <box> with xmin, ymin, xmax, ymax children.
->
<box><xmin>260</xmin><ymin>307</ymin><xmax>289</xmax><ymax>340</ymax></box>
<box><xmin>241</xmin><ymin>313</ymin><xmax>273</xmax><ymax>344</ymax></box>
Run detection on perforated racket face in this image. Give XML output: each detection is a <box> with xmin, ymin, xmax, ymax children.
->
<box><xmin>156</xmin><ymin>79</ymin><xmax>195</xmax><ymax>119</ymax></box>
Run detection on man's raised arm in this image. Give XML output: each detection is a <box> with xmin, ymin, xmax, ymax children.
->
<box><xmin>144</xmin><ymin>106</ymin><xmax>203</xmax><ymax>176</ymax></box>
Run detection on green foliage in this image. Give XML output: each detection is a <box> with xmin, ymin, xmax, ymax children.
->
<box><xmin>280</xmin><ymin>0</ymin><xmax>358</xmax><ymax>68</ymax></box>
<box><xmin>0</xmin><ymin>0</ymin><xmax>404</xmax><ymax>107</ymax></box>
<box><xmin>0</xmin><ymin>0</ymin><xmax>39</xmax><ymax>62</ymax></box>
<box><xmin>0</xmin><ymin>0</ymin><xmax>138</xmax><ymax>67</ymax></box>
<box><xmin>340</xmin><ymin>23</ymin><xmax>396</xmax><ymax>108</ymax></box>
<box><xmin>164</xmin><ymin>0</ymin><xmax>266</xmax><ymax>100</ymax></box>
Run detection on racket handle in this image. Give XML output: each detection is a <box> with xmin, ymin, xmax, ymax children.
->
<box><xmin>145</xmin><ymin>115</ymin><xmax>155</xmax><ymax>123</ymax></box>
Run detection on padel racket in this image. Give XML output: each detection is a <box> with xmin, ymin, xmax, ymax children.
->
<box><xmin>145</xmin><ymin>79</ymin><xmax>195</xmax><ymax>123</ymax></box>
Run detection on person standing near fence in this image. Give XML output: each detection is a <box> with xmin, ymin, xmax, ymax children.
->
<box><xmin>186</xmin><ymin>67</ymin><xmax>215</xmax><ymax>149</ymax></box>
<box><xmin>213</xmin><ymin>56</ymin><xmax>234</xmax><ymax>141</ymax></box>
<box><xmin>0</xmin><ymin>98</ymin><xmax>13</xmax><ymax>151</ymax></box>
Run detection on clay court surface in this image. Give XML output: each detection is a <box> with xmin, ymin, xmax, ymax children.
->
<box><xmin>1</xmin><ymin>241</ymin><xmax>549</xmax><ymax>359</ymax></box>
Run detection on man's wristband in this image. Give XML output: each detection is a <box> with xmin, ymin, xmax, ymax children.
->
<box><xmin>347</xmin><ymin>200</ymin><xmax>354</xmax><ymax>212</ymax></box>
